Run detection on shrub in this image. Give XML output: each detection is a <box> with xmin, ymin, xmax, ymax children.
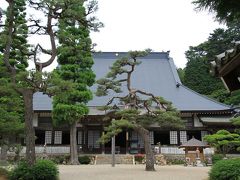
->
<box><xmin>32</xmin><ymin>160</ymin><xmax>58</xmax><ymax>180</ymax></box>
<box><xmin>78</xmin><ymin>156</ymin><xmax>91</xmax><ymax>164</ymax></box>
<box><xmin>50</xmin><ymin>155</ymin><xmax>70</xmax><ymax>164</ymax></box>
<box><xmin>212</xmin><ymin>154</ymin><xmax>224</xmax><ymax>164</ymax></box>
<box><xmin>134</xmin><ymin>154</ymin><xmax>145</xmax><ymax>164</ymax></box>
<box><xmin>10</xmin><ymin>161</ymin><xmax>34</xmax><ymax>180</ymax></box>
<box><xmin>50</xmin><ymin>156</ymin><xmax>65</xmax><ymax>164</ymax></box>
<box><xmin>10</xmin><ymin>159</ymin><xmax>58</xmax><ymax>180</ymax></box>
<box><xmin>209</xmin><ymin>158</ymin><xmax>240</xmax><ymax>180</ymax></box>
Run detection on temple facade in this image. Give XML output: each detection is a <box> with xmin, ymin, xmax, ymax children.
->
<box><xmin>32</xmin><ymin>52</ymin><xmax>234</xmax><ymax>154</ymax></box>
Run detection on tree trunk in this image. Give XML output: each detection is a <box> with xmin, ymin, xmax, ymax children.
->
<box><xmin>136</xmin><ymin>127</ymin><xmax>155</xmax><ymax>171</ymax></box>
<box><xmin>70</xmin><ymin>121</ymin><xmax>79</xmax><ymax>165</ymax></box>
<box><xmin>23</xmin><ymin>89</ymin><xmax>36</xmax><ymax>165</ymax></box>
<box><xmin>0</xmin><ymin>136</ymin><xmax>8</xmax><ymax>162</ymax></box>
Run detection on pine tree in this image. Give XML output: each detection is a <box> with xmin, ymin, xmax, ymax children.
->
<box><xmin>52</xmin><ymin>1</ymin><xmax>96</xmax><ymax>165</ymax></box>
<box><xmin>96</xmin><ymin>50</ymin><xmax>183</xmax><ymax>171</ymax></box>
<box><xmin>192</xmin><ymin>0</ymin><xmax>240</xmax><ymax>24</ymax></box>
<box><xmin>0</xmin><ymin>60</ymin><xmax>24</xmax><ymax>161</ymax></box>
<box><xmin>1</xmin><ymin>0</ymin><xmax>101</xmax><ymax>165</ymax></box>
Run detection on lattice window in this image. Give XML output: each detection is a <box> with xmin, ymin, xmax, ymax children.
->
<box><xmin>138</xmin><ymin>135</ymin><xmax>144</xmax><ymax>148</ymax></box>
<box><xmin>130</xmin><ymin>131</ymin><xmax>138</xmax><ymax>140</ymax></box>
<box><xmin>88</xmin><ymin>130</ymin><xmax>100</xmax><ymax>148</ymax></box>
<box><xmin>201</xmin><ymin>131</ymin><xmax>208</xmax><ymax>141</ymax></box>
<box><xmin>54</xmin><ymin>131</ymin><xmax>62</xmax><ymax>144</ymax></box>
<box><xmin>130</xmin><ymin>131</ymin><xmax>143</xmax><ymax>147</ymax></box>
<box><xmin>78</xmin><ymin>131</ymin><xmax>82</xmax><ymax>145</ymax></box>
<box><xmin>170</xmin><ymin>131</ymin><xmax>178</xmax><ymax>144</ymax></box>
<box><xmin>180</xmin><ymin>131</ymin><xmax>187</xmax><ymax>144</ymax></box>
<box><xmin>149</xmin><ymin>131</ymin><xmax>154</xmax><ymax>145</ymax></box>
<box><xmin>45</xmin><ymin>131</ymin><xmax>52</xmax><ymax>144</ymax></box>
<box><xmin>130</xmin><ymin>131</ymin><xmax>153</xmax><ymax>147</ymax></box>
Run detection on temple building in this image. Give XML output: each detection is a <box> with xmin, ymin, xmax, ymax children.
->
<box><xmin>32</xmin><ymin>52</ymin><xmax>235</xmax><ymax>154</ymax></box>
<box><xmin>211</xmin><ymin>41</ymin><xmax>240</xmax><ymax>92</ymax></box>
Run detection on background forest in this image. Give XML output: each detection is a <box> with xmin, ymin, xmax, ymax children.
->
<box><xmin>178</xmin><ymin>21</ymin><xmax>240</xmax><ymax>106</ymax></box>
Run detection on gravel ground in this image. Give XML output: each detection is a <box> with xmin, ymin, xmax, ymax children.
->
<box><xmin>59</xmin><ymin>165</ymin><xmax>210</xmax><ymax>180</ymax></box>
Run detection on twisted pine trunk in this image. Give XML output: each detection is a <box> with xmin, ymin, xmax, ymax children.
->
<box><xmin>136</xmin><ymin>127</ymin><xmax>155</xmax><ymax>171</ymax></box>
<box><xmin>23</xmin><ymin>89</ymin><xmax>36</xmax><ymax>165</ymax></box>
<box><xmin>70</xmin><ymin>121</ymin><xmax>79</xmax><ymax>165</ymax></box>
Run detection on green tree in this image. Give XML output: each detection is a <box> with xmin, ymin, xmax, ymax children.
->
<box><xmin>96</xmin><ymin>50</ymin><xmax>183</xmax><ymax>171</ymax></box>
<box><xmin>184</xmin><ymin>22</ymin><xmax>240</xmax><ymax>104</ymax></box>
<box><xmin>52</xmin><ymin>1</ymin><xmax>96</xmax><ymax>165</ymax></box>
<box><xmin>0</xmin><ymin>60</ymin><xmax>24</xmax><ymax>161</ymax></box>
<box><xmin>231</xmin><ymin>114</ymin><xmax>240</xmax><ymax>134</ymax></box>
<box><xmin>192</xmin><ymin>0</ymin><xmax>240</xmax><ymax>24</ymax></box>
<box><xmin>177</xmin><ymin>68</ymin><xmax>185</xmax><ymax>83</ymax></box>
<box><xmin>0</xmin><ymin>0</ymin><xmax>35</xmax><ymax>164</ymax></box>
<box><xmin>1</xmin><ymin>0</ymin><xmax>101</xmax><ymax>165</ymax></box>
<box><xmin>204</xmin><ymin>130</ymin><xmax>240</xmax><ymax>156</ymax></box>
<box><xmin>184</xmin><ymin>54</ymin><xmax>222</xmax><ymax>95</ymax></box>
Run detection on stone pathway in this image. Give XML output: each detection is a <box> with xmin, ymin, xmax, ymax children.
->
<box><xmin>59</xmin><ymin>165</ymin><xmax>210</xmax><ymax>180</ymax></box>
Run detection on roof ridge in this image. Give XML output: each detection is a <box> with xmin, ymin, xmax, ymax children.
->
<box><xmin>167</xmin><ymin>57</ymin><xmax>182</xmax><ymax>84</ymax></box>
<box><xmin>180</xmin><ymin>84</ymin><xmax>231</xmax><ymax>109</ymax></box>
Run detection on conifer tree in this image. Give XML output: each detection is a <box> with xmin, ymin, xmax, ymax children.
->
<box><xmin>0</xmin><ymin>60</ymin><xmax>24</xmax><ymax>161</ymax></box>
<box><xmin>96</xmin><ymin>50</ymin><xmax>183</xmax><ymax>171</ymax></box>
<box><xmin>192</xmin><ymin>0</ymin><xmax>240</xmax><ymax>24</ymax></box>
<box><xmin>184</xmin><ymin>22</ymin><xmax>240</xmax><ymax>105</ymax></box>
<box><xmin>52</xmin><ymin>1</ymin><xmax>96</xmax><ymax>164</ymax></box>
<box><xmin>0</xmin><ymin>0</ymin><xmax>35</xmax><ymax>164</ymax></box>
<box><xmin>1</xmin><ymin>0</ymin><xmax>101</xmax><ymax>165</ymax></box>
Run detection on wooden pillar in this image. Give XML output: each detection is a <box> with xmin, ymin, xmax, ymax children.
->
<box><xmin>84</xmin><ymin>126</ymin><xmax>88</xmax><ymax>152</ymax></box>
<box><xmin>101</xmin><ymin>131</ymin><xmax>105</xmax><ymax>154</ymax></box>
<box><xmin>126</xmin><ymin>131</ymin><xmax>129</xmax><ymax>154</ymax></box>
<box><xmin>111</xmin><ymin>135</ymin><xmax>116</xmax><ymax>167</ymax></box>
<box><xmin>177</xmin><ymin>131</ymin><xmax>181</xmax><ymax>146</ymax></box>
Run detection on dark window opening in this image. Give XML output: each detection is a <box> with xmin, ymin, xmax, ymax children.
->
<box><xmin>104</xmin><ymin>131</ymin><xmax>126</xmax><ymax>154</ymax></box>
<box><xmin>187</xmin><ymin>131</ymin><xmax>201</xmax><ymax>141</ymax></box>
<box><xmin>35</xmin><ymin>130</ymin><xmax>45</xmax><ymax>145</ymax></box>
<box><xmin>62</xmin><ymin>131</ymin><xmax>70</xmax><ymax>145</ymax></box>
<box><xmin>116</xmin><ymin>131</ymin><xmax>126</xmax><ymax>147</ymax></box>
<box><xmin>154</xmin><ymin>131</ymin><xmax>170</xmax><ymax>145</ymax></box>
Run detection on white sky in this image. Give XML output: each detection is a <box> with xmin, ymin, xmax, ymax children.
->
<box><xmin>91</xmin><ymin>0</ymin><xmax>224</xmax><ymax>68</ymax></box>
<box><xmin>1</xmin><ymin>0</ymin><xmax>224</xmax><ymax>69</ymax></box>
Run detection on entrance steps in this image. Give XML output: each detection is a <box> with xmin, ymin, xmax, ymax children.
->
<box><xmin>95</xmin><ymin>154</ymin><xmax>134</xmax><ymax>164</ymax></box>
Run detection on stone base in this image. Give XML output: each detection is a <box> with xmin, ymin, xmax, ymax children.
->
<box><xmin>195</xmin><ymin>158</ymin><xmax>204</xmax><ymax>167</ymax></box>
<box><xmin>155</xmin><ymin>155</ymin><xmax>167</xmax><ymax>165</ymax></box>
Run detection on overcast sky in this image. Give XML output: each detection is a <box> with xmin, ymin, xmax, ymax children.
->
<box><xmin>1</xmin><ymin>0</ymin><xmax>224</xmax><ymax>69</ymax></box>
<box><xmin>91</xmin><ymin>0</ymin><xmax>224</xmax><ymax>68</ymax></box>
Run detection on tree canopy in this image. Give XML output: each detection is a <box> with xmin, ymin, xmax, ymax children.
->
<box><xmin>52</xmin><ymin>0</ymin><xmax>97</xmax><ymax>164</ymax></box>
<box><xmin>192</xmin><ymin>0</ymin><xmax>240</xmax><ymax>24</ymax></box>
<box><xmin>204</xmin><ymin>130</ymin><xmax>240</xmax><ymax>155</ymax></box>
<box><xmin>183</xmin><ymin>22</ymin><xmax>240</xmax><ymax>105</ymax></box>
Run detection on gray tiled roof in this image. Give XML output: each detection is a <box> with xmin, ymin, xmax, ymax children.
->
<box><xmin>33</xmin><ymin>52</ymin><xmax>231</xmax><ymax>112</ymax></box>
<box><xmin>179</xmin><ymin>137</ymin><xmax>209</xmax><ymax>147</ymax></box>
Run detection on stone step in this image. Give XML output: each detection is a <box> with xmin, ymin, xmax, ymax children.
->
<box><xmin>95</xmin><ymin>154</ymin><xmax>134</xmax><ymax>164</ymax></box>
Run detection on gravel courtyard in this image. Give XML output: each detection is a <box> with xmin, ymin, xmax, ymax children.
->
<box><xmin>59</xmin><ymin>165</ymin><xmax>210</xmax><ymax>180</ymax></box>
